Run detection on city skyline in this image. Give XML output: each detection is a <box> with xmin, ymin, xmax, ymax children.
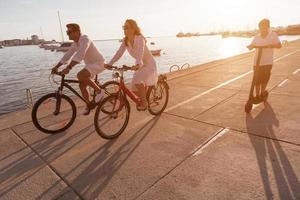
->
<box><xmin>1</xmin><ymin>0</ymin><xmax>300</xmax><ymax>41</ymax></box>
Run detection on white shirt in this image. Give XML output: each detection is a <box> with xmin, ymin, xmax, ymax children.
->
<box><xmin>251</xmin><ymin>31</ymin><xmax>281</xmax><ymax>66</ymax></box>
<box><xmin>108</xmin><ymin>35</ymin><xmax>156</xmax><ymax>67</ymax></box>
<box><xmin>60</xmin><ymin>35</ymin><xmax>104</xmax><ymax>66</ymax></box>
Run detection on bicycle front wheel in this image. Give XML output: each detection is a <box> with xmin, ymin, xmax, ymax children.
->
<box><xmin>102</xmin><ymin>80</ymin><xmax>120</xmax><ymax>95</ymax></box>
<box><xmin>147</xmin><ymin>81</ymin><xmax>169</xmax><ymax>115</ymax></box>
<box><xmin>94</xmin><ymin>94</ymin><xmax>130</xmax><ymax>139</ymax></box>
<box><xmin>32</xmin><ymin>93</ymin><xmax>76</xmax><ymax>134</ymax></box>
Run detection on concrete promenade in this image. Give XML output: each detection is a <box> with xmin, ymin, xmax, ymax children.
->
<box><xmin>1</xmin><ymin>40</ymin><xmax>300</xmax><ymax>199</ymax></box>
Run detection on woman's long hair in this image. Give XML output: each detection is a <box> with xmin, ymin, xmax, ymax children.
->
<box><xmin>124</xmin><ymin>19</ymin><xmax>146</xmax><ymax>46</ymax></box>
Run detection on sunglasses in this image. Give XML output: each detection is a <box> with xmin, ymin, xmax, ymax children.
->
<box><xmin>66</xmin><ymin>30</ymin><xmax>76</xmax><ymax>35</ymax></box>
<box><xmin>122</xmin><ymin>26</ymin><xmax>131</xmax><ymax>30</ymax></box>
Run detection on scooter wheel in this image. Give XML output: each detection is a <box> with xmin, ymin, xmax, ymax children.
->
<box><xmin>245</xmin><ymin>101</ymin><xmax>253</xmax><ymax>113</ymax></box>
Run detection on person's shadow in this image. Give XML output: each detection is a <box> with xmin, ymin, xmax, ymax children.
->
<box><xmin>246</xmin><ymin>103</ymin><xmax>300</xmax><ymax>200</ymax></box>
<box><xmin>37</xmin><ymin>115</ymin><xmax>161</xmax><ymax>199</ymax></box>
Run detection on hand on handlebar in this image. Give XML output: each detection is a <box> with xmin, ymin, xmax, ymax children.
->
<box><xmin>247</xmin><ymin>45</ymin><xmax>254</xmax><ymax>51</ymax></box>
<box><xmin>51</xmin><ymin>66</ymin><xmax>59</xmax><ymax>74</ymax></box>
<box><xmin>104</xmin><ymin>64</ymin><xmax>113</xmax><ymax>70</ymax></box>
<box><xmin>247</xmin><ymin>44</ymin><xmax>274</xmax><ymax>50</ymax></box>
<box><xmin>131</xmin><ymin>64</ymin><xmax>140</xmax><ymax>71</ymax></box>
<box><xmin>104</xmin><ymin>64</ymin><xmax>136</xmax><ymax>71</ymax></box>
<box><xmin>51</xmin><ymin>67</ymin><xmax>65</xmax><ymax>76</ymax></box>
<box><xmin>61</xmin><ymin>67</ymin><xmax>70</xmax><ymax>75</ymax></box>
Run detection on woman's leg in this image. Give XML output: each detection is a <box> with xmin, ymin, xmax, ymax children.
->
<box><xmin>135</xmin><ymin>83</ymin><xmax>147</xmax><ymax>107</ymax></box>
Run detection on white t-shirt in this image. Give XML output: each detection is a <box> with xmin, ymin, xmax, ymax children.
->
<box><xmin>60</xmin><ymin>35</ymin><xmax>104</xmax><ymax>66</ymax></box>
<box><xmin>251</xmin><ymin>31</ymin><xmax>281</xmax><ymax>66</ymax></box>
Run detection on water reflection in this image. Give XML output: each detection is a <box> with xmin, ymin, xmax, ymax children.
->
<box><xmin>219</xmin><ymin>37</ymin><xmax>246</xmax><ymax>58</ymax></box>
<box><xmin>1</xmin><ymin>35</ymin><xmax>299</xmax><ymax>114</ymax></box>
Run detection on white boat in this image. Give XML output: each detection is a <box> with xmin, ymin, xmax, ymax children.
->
<box><xmin>56</xmin><ymin>42</ymin><xmax>72</xmax><ymax>52</ymax></box>
<box><xmin>0</xmin><ymin>45</ymin><xmax>3</xmax><ymax>49</ymax></box>
<box><xmin>44</xmin><ymin>43</ymin><xmax>61</xmax><ymax>51</ymax></box>
<box><xmin>150</xmin><ymin>49</ymin><xmax>162</xmax><ymax>56</ymax></box>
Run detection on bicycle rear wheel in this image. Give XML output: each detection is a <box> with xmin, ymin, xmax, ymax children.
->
<box><xmin>147</xmin><ymin>81</ymin><xmax>169</xmax><ymax>115</ymax></box>
<box><xmin>32</xmin><ymin>93</ymin><xmax>76</xmax><ymax>134</ymax></box>
<box><xmin>94</xmin><ymin>94</ymin><xmax>130</xmax><ymax>139</ymax></box>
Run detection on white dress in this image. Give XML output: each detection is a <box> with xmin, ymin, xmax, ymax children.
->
<box><xmin>108</xmin><ymin>35</ymin><xmax>158</xmax><ymax>90</ymax></box>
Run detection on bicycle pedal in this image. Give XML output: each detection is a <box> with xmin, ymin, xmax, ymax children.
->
<box><xmin>136</xmin><ymin>105</ymin><xmax>148</xmax><ymax>111</ymax></box>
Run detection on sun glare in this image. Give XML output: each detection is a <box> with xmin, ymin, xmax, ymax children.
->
<box><xmin>219</xmin><ymin>38</ymin><xmax>241</xmax><ymax>58</ymax></box>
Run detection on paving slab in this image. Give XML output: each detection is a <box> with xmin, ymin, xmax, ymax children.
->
<box><xmin>138</xmin><ymin>130</ymin><xmax>300</xmax><ymax>200</ymax></box>
<box><xmin>272</xmin><ymin>70</ymin><xmax>300</xmax><ymax>97</ymax></box>
<box><xmin>195</xmin><ymin>92</ymin><xmax>300</xmax><ymax>145</ymax></box>
<box><xmin>166</xmin><ymin>87</ymin><xmax>239</xmax><ymax>119</ymax></box>
<box><xmin>0</xmin><ymin>129</ymin><xmax>80</xmax><ymax>200</ymax></box>
<box><xmin>12</xmin><ymin>114</ymin><xmax>221</xmax><ymax>199</ymax></box>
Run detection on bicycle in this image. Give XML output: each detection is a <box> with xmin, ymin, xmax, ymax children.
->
<box><xmin>31</xmin><ymin>71</ymin><xmax>119</xmax><ymax>134</ymax></box>
<box><xmin>94</xmin><ymin>65</ymin><xmax>169</xmax><ymax>139</ymax></box>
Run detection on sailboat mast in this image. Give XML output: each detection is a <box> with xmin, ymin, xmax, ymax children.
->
<box><xmin>57</xmin><ymin>11</ymin><xmax>64</xmax><ymax>42</ymax></box>
<box><xmin>40</xmin><ymin>27</ymin><xmax>44</xmax><ymax>40</ymax></box>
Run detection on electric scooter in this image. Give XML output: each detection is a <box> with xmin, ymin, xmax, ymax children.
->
<box><xmin>245</xmin><ymin>47</ymin><xmax>269</xmax><ymax>113</ymax></box>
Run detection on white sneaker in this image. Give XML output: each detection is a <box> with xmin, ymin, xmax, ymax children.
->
<box><xmin>95</xmin><ymin>90</ymin><xmax>105</xmax><ymax>103</ymax></box>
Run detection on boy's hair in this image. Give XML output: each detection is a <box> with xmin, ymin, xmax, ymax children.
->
<box><xmin>259</xmin><ymin>19</ymin><xmax>270</xmax><ymax>28</ymax></box>
<box><xmin>66</xmin><ymin>23</ymin><xmax>81</xmax><ymax>33</ymax></box>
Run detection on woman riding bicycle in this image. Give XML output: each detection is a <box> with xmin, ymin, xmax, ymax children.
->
<box><xmin>106</xmin><ymin>19</ymin><xmax>158</xmax><ymax>111</ymax></box>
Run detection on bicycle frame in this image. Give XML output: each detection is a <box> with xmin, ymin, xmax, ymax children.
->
<box><xmin>107</xmin><ymin>65</ymin><xmax>168</xmax><ymax>114</ymax></box>
<box><xmin>111</xmin><ymin>66</ymin><xmax>147</xmax><ymax>107</ymax></box>
<box><xmin>117</xmin><ymin>76</ymin><xmax>141</xmax><ymax>104</ymax></box>
<box><xmin>53</xmin><ymin>73</ymin><xmax>103</xmax><ymax>111</ymax></box>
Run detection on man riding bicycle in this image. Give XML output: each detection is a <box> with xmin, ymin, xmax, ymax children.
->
<box><xmin>52</xmin><ymin>23</ymin><xmax>105</xmax><ymax>115</ymax></box>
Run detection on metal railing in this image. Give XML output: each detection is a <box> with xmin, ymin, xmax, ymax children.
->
<box><xmin>169</xmin><ymin>63</ymin><xmax>190</xmax><ymax>72</ymax></box>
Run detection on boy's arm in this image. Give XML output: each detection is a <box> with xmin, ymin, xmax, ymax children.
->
<box><xmin>266</xmin><ymin>43</ymin><xmax>282</xmax><ymax>48</ymax></box>
<box><xmin>247</xmin><ymin>36</ymin><xmax>257</xmax><ymax>50</ymax></box>
<box><xmin>269</xmin><ymin>33</ymin><xmax>282</xmax><ymax>49</ymax></box>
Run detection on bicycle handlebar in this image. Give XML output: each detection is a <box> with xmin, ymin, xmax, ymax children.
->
<box><xmin>51</xmin><ymin>70</ymin><xmax>65</xmax><ymax>77</ymax></box>
<box><xmin>253</xmin><ymin>45</ymin><xmax>272</xmax><ymax>49</ymax></box>
<box><xmin>105</xmin><ymin>65</ymin><xmax>134</xmax><ymax>71</ymax></box>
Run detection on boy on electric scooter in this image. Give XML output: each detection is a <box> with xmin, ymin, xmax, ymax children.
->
<box><xmin>247</xmin><ymin>19</ymin><xmax>282</xmax><ymax>101</ymax></box>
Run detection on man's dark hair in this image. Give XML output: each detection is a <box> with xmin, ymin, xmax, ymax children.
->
<box><xmin>66</xmin><ymin>23</ymin><xmax>81</xmax><ymax>33</ymax></box>
<box><xmin>259</xmin><ymin>19</ymin><xmax>270</xmax><ymax>28</ymax></box>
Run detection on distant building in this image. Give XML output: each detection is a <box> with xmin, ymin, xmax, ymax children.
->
<box><xmin>22</xmin><ymin>40</ymin><xmax>32</xmax><ymax>45</ymax></box>
<box><xmin>3</xmin><ymin>39</ymin><xmax>22</xmax><ymax>46</ymax></box>
<box><xmin>31</xmin><ymin>35</ymin><xmax>39</xmax><ymax>45</ymax></box>
<box><xmin>286</xmin><ymin>25</ymin><xmax>300</xmax><ymax>35</ymax></box>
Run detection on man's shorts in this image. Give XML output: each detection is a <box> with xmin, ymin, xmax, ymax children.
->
<box><xmin>85</xmin><ymin>63</ymin><xmax>105</xmax><ymax>77</ymax></box>
<box><xmin>253</xmin><ymin>65</ymin><xmax>272</xmax><ymax>85</ymax></box>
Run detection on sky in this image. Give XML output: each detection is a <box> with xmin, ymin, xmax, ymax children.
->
<box><xmin>0</xmin><ymin>0</ymin><xmax>299</xmax><ymax>41</ymax></box>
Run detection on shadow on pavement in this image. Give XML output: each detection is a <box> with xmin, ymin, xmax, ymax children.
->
<box><xmin>246</xmin><ymin>103</ymin><xmax>300</xmax><ymax>200</ymax></box>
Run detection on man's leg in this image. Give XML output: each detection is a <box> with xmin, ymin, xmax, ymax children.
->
<box><xmin>79</xmin><ymin>83</ymin><xmax>89</xmax><ymax>102</ymax></box>
<box><xmin>77</xmin><ymin>69</ymin><xmax>101</xmax><ymax>102</ymax></box>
